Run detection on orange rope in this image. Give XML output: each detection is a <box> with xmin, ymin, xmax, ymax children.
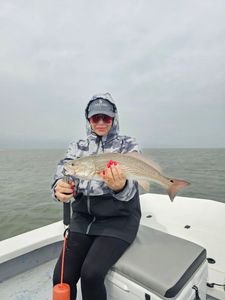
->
<box><xmin>60</xmin><ymin>232</ymin><xmax>68</xmax><ymax>287</ymax></box>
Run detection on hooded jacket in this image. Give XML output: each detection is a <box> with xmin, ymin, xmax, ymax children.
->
<box><xmin>52</xmin><ymin>93</ymin><xmax>141</xmax><ymax>243</ymax></box>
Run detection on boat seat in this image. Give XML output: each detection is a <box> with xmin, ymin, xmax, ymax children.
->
<box><xmin>112</xmin><ymin>225</ymin><xmax>206</xmax><ymax>298</ymax></box>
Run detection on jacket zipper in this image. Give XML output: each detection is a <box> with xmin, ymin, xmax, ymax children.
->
<box><xmin>86</xmin><ymin>216</ymin><xmax>96</xmax><ymax>234</ymax></box>
<box><xmin>86</xmin><ymin>136</ymin><xmax>103</xmax><ymax>234</ymax></box>
<box><xmin>87</xmin><ymin>181</ymin><xmax>91</xmax><ymax>214</ymax></box>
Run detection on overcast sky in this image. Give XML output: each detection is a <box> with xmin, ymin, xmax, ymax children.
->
<box><xmin>0</xmin><ymin>0</ymin><xmax>225</xmax><ymax>149</ymax></box>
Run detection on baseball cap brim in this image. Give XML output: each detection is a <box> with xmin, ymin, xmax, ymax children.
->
<box><xmin>88</xmin><ymin>110</ymin><xmax>115</xmax><ymax>118</ymax></box>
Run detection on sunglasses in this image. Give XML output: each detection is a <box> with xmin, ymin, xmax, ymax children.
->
<box><xmin>89</xmin><ymin>114</ymin><xmax>113</xmax><ymax>124</ymax></box>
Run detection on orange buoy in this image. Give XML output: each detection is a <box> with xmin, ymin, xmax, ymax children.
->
<box><xmin>53</xmin><ymin>283</ymin><xmax>70</xmax><ymax>300</ymax></box>
<box><xmin>53</xmin><ymin>229</ymin><xmax>70</xmax><ymax>300</ymax></box>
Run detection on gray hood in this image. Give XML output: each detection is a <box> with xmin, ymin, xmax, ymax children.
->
<box><xmin>85</xmin><ymin>93</ymin><xmax>120</xmax><ymax>143</ymax></box>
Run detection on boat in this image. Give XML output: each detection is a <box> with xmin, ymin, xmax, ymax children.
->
<box><xmin>0</xmin><ymin>193</ymin><xmax>224</xmax><ymax>300</ymax></box>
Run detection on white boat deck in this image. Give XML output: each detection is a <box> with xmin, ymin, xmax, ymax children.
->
<box><xmin>0</xmin><ymin>257</ymin><xmax>216</xmax><ymax>300</ymax></box>
<box><xmin>0</xmin><ymin>194</ymin><xmax>224</xmax><ymax>300</ymax></box>
<box><xmin>0</xmin><ymin>259</ymin><xmax>56</xmax><ymax>300</ymax></box>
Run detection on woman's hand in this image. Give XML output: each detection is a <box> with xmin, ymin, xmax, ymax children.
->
<box><xmin>97</xmin><ymin>161</ymin><xmax>127</xmax><ymax>192</ymax></box>
<box><xmin>54</xmin><ymin>179</ymin><xmax>75</xmax><ymax>202</ymax></box>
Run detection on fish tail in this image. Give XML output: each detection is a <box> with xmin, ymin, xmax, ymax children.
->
<box><xmin>167</xmin><ymin>179</ymin><xmax>190</xmax><ymax>201</ymax></box>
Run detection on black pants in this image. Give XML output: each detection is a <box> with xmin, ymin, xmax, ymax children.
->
<box><xmin>53</xmin><ymin>231</ymin><xmax>130</xmax><ymax>300</ymax></box>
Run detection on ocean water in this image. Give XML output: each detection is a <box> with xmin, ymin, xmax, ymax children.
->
<box><xmin>0</xmin><ymin>148</ymin><xmax>224</xmax><ymax>241</ymax></box>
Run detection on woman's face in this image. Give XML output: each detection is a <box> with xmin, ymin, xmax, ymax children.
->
<box><xmin>89</xmin><ymin>114</ymin><xmax>113</xmax><ymax>136</ymax></box>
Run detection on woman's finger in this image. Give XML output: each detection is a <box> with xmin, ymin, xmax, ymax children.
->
<box><xmin>116</xmin><ymin>166</ymin><xmax>126</xmax><ymax>180</ymax></box>
<box><xmin>55</xmin><ymin>191</ymin><xmax>73</xmax><ymax>202</ymax></box>
<box><xmin>60</xmin><ymin>187</ymin><xmax>74</xmax><ymax>194</ymax></box>
<box><xmin>58</xmin><ymin>180</ymin><xmax>73</xmax><ymax>189</ymax></box>
<box><xmin>97</xmin><ymin>170</ymin><xmax>106</xmax><ymax>179</ymax></box>
<box><xmin>110</xmin><ymin>165</ymin><xmax>121</xmax><ymax>181</ymax></box>
<box><xmin>105</xmin><ymin>167</ymin><xmax>114</xmax><ymax>182</ymax></box>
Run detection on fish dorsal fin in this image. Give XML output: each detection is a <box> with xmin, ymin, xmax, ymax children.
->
<box><xmin>125</xmin><ymin>151</ymin><xmax>162</xmax><ymax>172</ymax></box>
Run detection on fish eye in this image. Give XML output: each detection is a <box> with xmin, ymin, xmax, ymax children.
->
<box><xmin>71</xmin><ymin>163</ymin><xmax>74</xmax><ymax>166</ymax></box>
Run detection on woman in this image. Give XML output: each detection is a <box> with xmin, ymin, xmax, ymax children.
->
<box><xmin>52</xmin><ymin>93</ymin><xmax>141</xmax><ymax>300</ymax></box>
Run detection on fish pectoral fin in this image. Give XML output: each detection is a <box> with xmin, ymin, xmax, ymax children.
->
<box><xmin>137</xmin><ymin>180</ymin><xmax>150</xmax><ymax>191</ymax></box>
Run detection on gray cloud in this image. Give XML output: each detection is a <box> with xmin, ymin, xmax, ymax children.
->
<box><xmin>0</xmin><ymin>0</ymin><xmax>225</xmax><ymax>148</ymax></box>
